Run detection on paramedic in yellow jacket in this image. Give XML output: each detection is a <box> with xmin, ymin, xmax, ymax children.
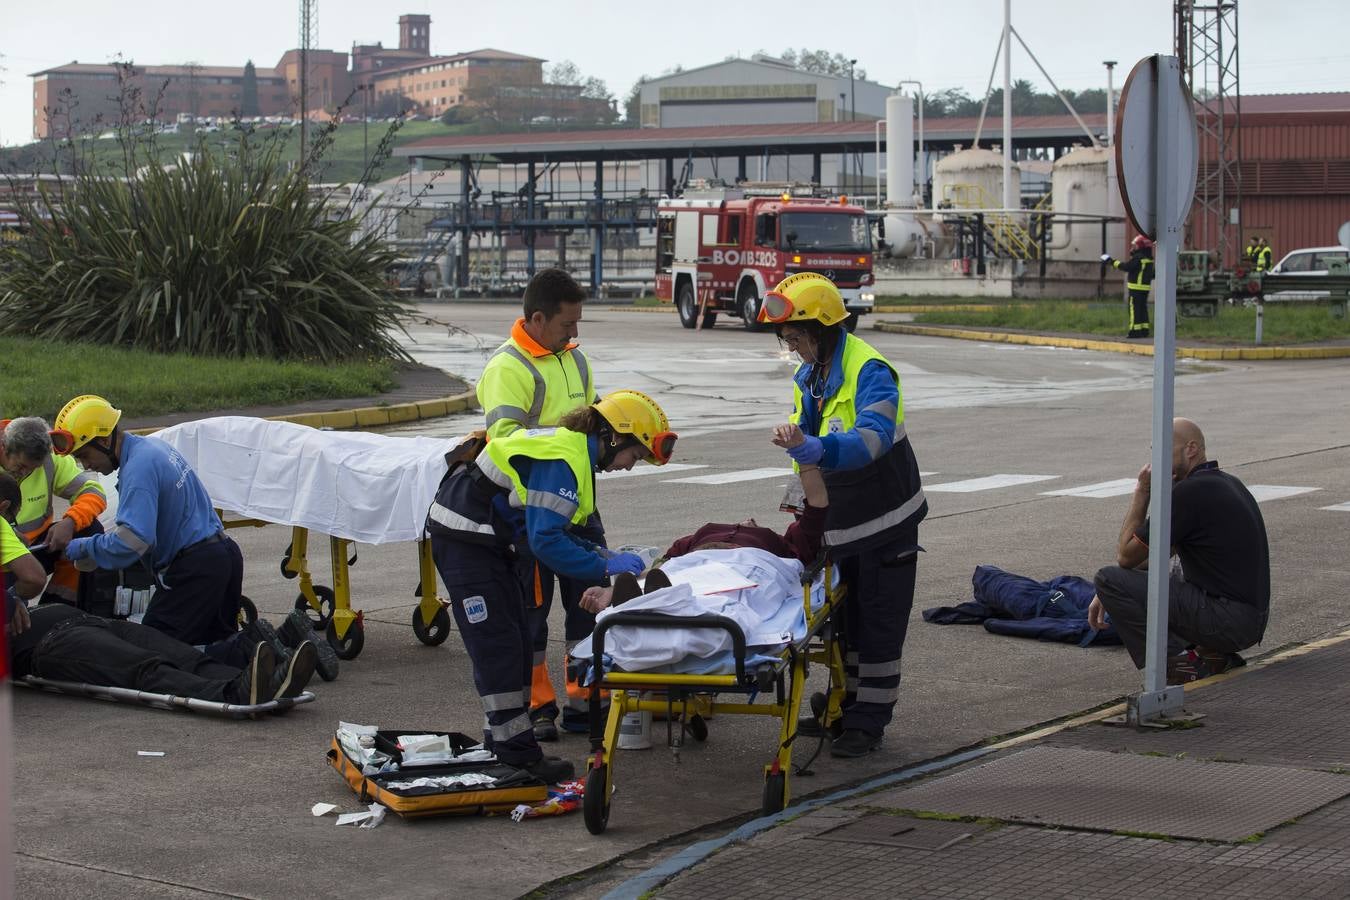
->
<box><xmin>760</xmin><ymin>273</ymin><xmax>928</xmax><ymax>760</ymax></box>
<box><xmin>477</xmin><ymin>267</ymin><xmax>602</xmax><ymax>741</ymax></box>
<box><xmin>0</xmin><ymin>416</ymin><xmax>107</xmax><ymax>604</ymax></box>
<box><xmin>426</xmin><ymin>390</ymin><xmax>676</xmax><ymax>783</ymax></box>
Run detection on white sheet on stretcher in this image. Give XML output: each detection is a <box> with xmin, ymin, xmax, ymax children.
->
<box><xmin>572</xmin><ymin>547</ymin><xmax>826</xmax><ymax>675</ymax></box>
<box><xmin>151</xmin><ymin>416</ymin><xmax>461</xmax><ymax>544</ymax></box>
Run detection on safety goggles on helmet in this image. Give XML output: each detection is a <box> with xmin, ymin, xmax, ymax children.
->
<box><xmin>649</xmin><ymin>430</ymin><xmax>678</xmax><ymax>465</ymax></box>
<box><xmin>760</xmin><ymin>290</ymin><xmax>796</xmax><ymax>324</ymax></box>
<box><xmin>49</xmin><ymin>429</ymin><xmax>76</xmax><ymax>456</ymax></box>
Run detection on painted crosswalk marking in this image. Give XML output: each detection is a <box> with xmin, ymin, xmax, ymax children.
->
<box><xmin>665</xmin><ymin>467</ymin><xmax>792</xmax><ymax>485</ymax></box>
<box><xmin>925</xmin><ymin>474</ymin><xmax>1059</xmax><ymax>493</ymax></box>
<box><xmin>1041</xmin><ymin>478</ymin><xmax>1139</xmax><ymax>499</ymax></box>
<box><xmin>1320</xmin><ymin>501</ymin><xmax>1350</xmax><ymax>512</ymax></box>
<box><xmin>1246</xmin><ymin>485</ymin><xmax>1321</xmax><ymax>503</ymax></box>
<box><xmin>599</xmin><ymin>463</ymin><xmax>708</xmax><ymax>480</ymax></box>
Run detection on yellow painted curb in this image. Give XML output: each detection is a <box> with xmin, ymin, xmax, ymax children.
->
<box><xmin>129</xmin><ymin>388</ymin><xmax>480</xmax><ymax>436</ymax></box>
<box><xmin>604</xmin><ymin>305</ymin><xmax>676</xmax><ymax>313</ymax></box>
<box><xmin>873</xmin><ymin>322</ymin><xmax>1350</xmax><ymax>360</ymax></box>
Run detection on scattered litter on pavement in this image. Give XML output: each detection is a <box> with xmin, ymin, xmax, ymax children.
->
<box><xmin>336</xmin><ymin>803</ymin><xmax>387</xmax><ymax>828</ymax></box>
<box><xmin>136</xmin><ymin>750</ymin><xmax>166</xmax><ymax>757</ymax></box>
<box><xmin>510</xmin><ymin>781</ymin><xmax>585</xmax><ymax>822</ymax></box>
<box><xmin>311</xmin><ymin>803</ymin><xmax>338</xmax><ymax>817</ymax></box>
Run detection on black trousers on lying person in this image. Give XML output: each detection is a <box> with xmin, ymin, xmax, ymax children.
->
<box><xmin>17</xmin><ymin>605</ymin><xmax>243</xmax><ymax>701</ymax></box>
<box><xmin>1093</xmin><ymin>565</ymin><xmax>1266</xmax><ymax>668</ymax></box>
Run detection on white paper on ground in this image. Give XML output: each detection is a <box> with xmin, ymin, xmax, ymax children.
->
<box><xmin>311</xmin><ymin>803</ymin><xmax>338</xmax><ymax>817</ymax></box>
<box><xmin>336</xmin><ymin>802</ymin><xmax>388</xmax><ymax>828</ymax></box>
<box><xmin>136</xmin><ymin>751</ymin><xmax>165</xmax><ymax>757</ymax></box>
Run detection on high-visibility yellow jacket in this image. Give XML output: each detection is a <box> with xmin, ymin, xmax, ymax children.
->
<box><xmin>15</xmin><ymin>453</ymin><xmax>106</xmax><ymax>541</ymax></box>
<box><xmin>477</xmin><ymin>319</ymin><xmax>596</xmax><ymax>440</ymax></box>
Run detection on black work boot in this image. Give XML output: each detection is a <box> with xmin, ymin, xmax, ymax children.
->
<box><xmin>531</xmin><ymin>708</ymin><xmax>559</xmax><ymax>742</ymax></box>
<box><xmin>280</xmin><ymin>608</ymin><xmax>340</xmax><ymax>682</ymax></box>
<box><xmin>796</xmin><ymin>691</ymin><xmax>843</xmax><ymax>740</ymax></box>
<box><xmin>522</xmin><ymin>755</ymin><xmax>575</xmax><ymax>784</ymax></box>
<box><xmin>830</xmin><ymin>728</ymin><xmax>883</xmax><ymax>758</ymax></box>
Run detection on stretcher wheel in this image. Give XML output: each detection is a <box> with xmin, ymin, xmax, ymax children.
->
<box><xmin>326</xmin><ymin>617</ymin><xmax>365</xmax><ymax>660</ymax></box>
<box><xmin>279</xmin><ymin>544</ymin><xmax>297</xmax><ymax>579</ymax></box>
<box><xmin>583</xmin><ymin>764</ymin><xmax>610</xmax><ymax>835</ymax></box>
<box><xmin>412</xmin><ymin>605</ymin><xmax>452</xmax><ymax>646</ymax></box>
<box><xmin>294</xmin><ymin>585</ymin><xmax>335</xmax><ymax>629</ymax></box>
<box><xmin>761</xmin><ymin>772</ymin><xmax>787</xmax><ymax>816</ymax></box>
<box><xmin>687</xmin><ymin>714</ymin><xmax>708</xmax><ymax>743</ymax></box>
<box><xmin>236</xmin><ymin>595</ymin><xmax>258</xmax><ymax>628</ymax></box>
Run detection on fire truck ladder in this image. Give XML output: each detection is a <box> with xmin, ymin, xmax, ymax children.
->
<box><xmin>943</xmin><ymin>183</ymin><xmax>1039</xmax><ymax>259</ymax></box>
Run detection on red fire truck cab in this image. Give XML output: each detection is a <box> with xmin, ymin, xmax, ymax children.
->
<box><xmin>654</xmin><ymin>185</ymin><xmax>876</xmax><ymax>331</ymax></box>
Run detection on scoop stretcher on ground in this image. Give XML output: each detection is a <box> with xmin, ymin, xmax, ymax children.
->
<box><xmin>580</xmin><ymin>557</ymin><xmax>847</xmax><ymax>834</ymax></box>
<box><xmin>16</xmin><ymin>676</ymin><xmax>316</xmax><ymax>719</ymax></box>
<box><xmin>152</xmin><ymin>416</ymin><xmax>464</xmax><ymax>659</ymax></box>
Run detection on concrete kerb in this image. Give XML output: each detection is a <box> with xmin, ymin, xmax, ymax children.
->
<box><xmin>874</xmin><ymin>321</ymin><xmax>1350</xmax><ymax>361</ymax></box>
<box><xmin>598</xmin><ymin>625</ymin><xmax>1350</xmax><ymax>900</ymax></box>
<box><xmin>126</xmin><ymin>388</ymin><xmax>479</xmax><ymax>436</ymax></box>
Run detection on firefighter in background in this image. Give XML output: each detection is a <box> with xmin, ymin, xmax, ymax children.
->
<box><xmin>760</xmin><ymin>273</ymin><xmax>927</xmax><ymax>759</ymax></box>
<box><xmin>426</xmin><ymin>390</ymin><xmax>676</xmax><ymax>783</ymax></box>
<box><xmin>477</xmin><ymin>267</ymin><xmax>604</xmax><ymax>742</ymax></box>
<box><xmin>0</xmin><ymin>417</ymin><xmax>106</xmax><ymax>605</ymax></box>
<box><xmin>1101</xmin><ymin>235</ymin><xmax>1155</xmax><ymax>339</ymax></box>
<box><xmin>1256</xmin><ymin>237</ymin><xmax>1274</xmax><ymax>273</ymax></box>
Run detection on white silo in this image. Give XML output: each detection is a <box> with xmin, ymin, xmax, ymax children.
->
<box><xmin>1049</xmin><ymin>146</ymin><xmax>1122</xmax><ymax>261</ymax></box>
<box><xmin>881</xmin><ymin>92</ymin><xmax>921</xmax><ymax>257</ymax></box>
<box><xmin>932</xmin><ymin>147</ymin><xmax>1020</xmax><ymax>212</ymax></box>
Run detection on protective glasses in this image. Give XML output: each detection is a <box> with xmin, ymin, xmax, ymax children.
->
<box><xmin>49</xmin><ymin>429</ymin><xmax>77</xmax><ymax>456</ymax></box>
<box><xmin>759</xmin><ymin>290</ymin><xmax>796</xmax><ymax>323</ymax></box>
<box><xmin>649</xmin><ymin>431</ymin><xmax>678</xmax><ymax>465</ymax></box>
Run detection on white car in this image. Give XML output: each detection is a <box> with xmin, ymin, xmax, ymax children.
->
<box><xmin>1266</xmin><ymin>245</ymin><xmax>1349</xmax><ymax>300</ymax></box>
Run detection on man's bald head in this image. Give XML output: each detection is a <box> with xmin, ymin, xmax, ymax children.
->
<box><xmin>1172</xmin><ymin>417</ymin><xmax>1208</xmax><ymax>480</ymax></box>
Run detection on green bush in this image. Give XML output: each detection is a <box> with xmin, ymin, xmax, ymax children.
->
<box><xmin>0</xmin><ymin>135</ymin><xmax>411</xmax><ymax>363</ymax></box>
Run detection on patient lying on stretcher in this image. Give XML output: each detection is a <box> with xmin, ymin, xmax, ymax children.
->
<box><xmin>579</xmin><ymin>424</ymin><xmax>827</xmax><ymax>615</ymax></box>
<box><xmin>569</xmin><ymin>427</ymin><xmax>829</xmax><ymax>675</ymax></box>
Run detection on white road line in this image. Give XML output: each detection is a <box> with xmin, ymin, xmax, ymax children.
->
<box><xmin>925</xmin><ymin>474</ymin><xmax>1060</xmax><ymax>493</ymax></box>
<box><xmin>599</xmin><ymin>463</ymin><xmax>708</xmax><ymax>480</ymax></box>
<box><xmin>1247</xmin><ymin>485</ymin><xmax>1321</xmax><ymax>503</ymax></box>
<box><xmin>1041</xmin><ymin>478</ymin><xmax>1138</xmax><ymax>499</ymax></box>
<box><xmin>665</xmin><ymin>467</ymin><xmax>792</xmax><ymax>485</ymax></box>
<box><xmin>919</xmin><ymin>472</ymin><xmax>939</xmax><ymax>477</ymax></box>
<box><xmin>1319</xmin><ymin>501</ymin><xmax>1350</xmax><ymax>512</ymax></box>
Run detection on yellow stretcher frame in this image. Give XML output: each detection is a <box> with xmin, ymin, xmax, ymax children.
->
<box><xmin>219</xmin><ymin>513</ymin><xmax>451</xmax><ymax>660</ymax></box>
<box><xmin>580</xmin><ymin>561</ymin><xmax>847</xmax><ymax>834</ymax></box>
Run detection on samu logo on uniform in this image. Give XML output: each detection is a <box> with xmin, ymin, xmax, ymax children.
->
<box><xmin>557</xmin><ymin>486</ymin><xmax>578</xmax><ymax>502</ymax></box>
<box><xmin>462</xmin><ymin>595</ymin><xmax>488</xmax><ymax>624</ymax></box>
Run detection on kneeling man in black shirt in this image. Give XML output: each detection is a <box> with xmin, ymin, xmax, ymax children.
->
<box><xmin>1088</xmin><ymin>417</ymin><xmax>1270</xmax><ymax>683</ymax></box>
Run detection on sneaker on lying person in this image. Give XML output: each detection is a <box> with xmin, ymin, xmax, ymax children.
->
<box><xmin>270</xmin><ymin>640</ymin><xmax>318</xmax><ymax>700</ymax></box>
<box><xmin>226</xmin><ymin>643</ymin><xmax>276</xmax><ymax>706</ymax></box>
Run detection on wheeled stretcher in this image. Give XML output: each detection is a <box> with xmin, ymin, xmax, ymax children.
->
<box><xmin>15</xmin><ymin>675</ymin><xmax>316</xmax><ymax>719</ymax></box>
<box><xmin>580</xmin><ymin>558</ymin><xmax>847</xmax><ymax>834</ymax></box>
<box><xmin>152</xmin><ymin>417</ymin><xmax>467</xmax><ymax>660</ymax></box>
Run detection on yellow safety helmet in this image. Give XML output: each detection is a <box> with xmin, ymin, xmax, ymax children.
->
<box><xmin>593</xmin><ymin>389</ymin><xmax>676</xmax><ymax>465</ymax></box>
<box><xmin>758</xmin><ymin>272</ymin><xmax>850</xmax><ymax>327</ymax></box>
<box><xmin>53</xmin><ymin>394</ymin><xmax>122</xmax><ymax>455</ymax></box>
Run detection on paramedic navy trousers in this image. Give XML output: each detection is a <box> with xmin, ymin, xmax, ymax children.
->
<box><xmin>837</xmin><ymin>533</ymin><xmax>919</xmax><ymax>737</ymax></box>
<box><xmin>142</xmin><ymin>535</ymin><xmax>244</xmax><ymax>654</ymax></box>
<box><xmin>30</xmin><ymin>615</ymin><xmax>241</xmax><ymax>700</ymax></box>
<box><xmin>520</xmin><ymin>514</ymin><xmax>606</xmax><ymax>727</ymax></box>
<box><xmin>432</xmin><ymin>537</ymin><xmax>542</xmax><ymax>766</ymax></box>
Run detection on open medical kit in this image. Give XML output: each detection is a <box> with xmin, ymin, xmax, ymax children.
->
<box><xmin>327</xmin><ymin>724</ymin><xmax>548</xmax><ymax>818</ymax></box>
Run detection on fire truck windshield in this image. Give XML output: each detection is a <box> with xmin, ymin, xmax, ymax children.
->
<box><xmin>779</xmin><ymin>212</ymin><xmax>871</xmax><ymax>253</ymax></box>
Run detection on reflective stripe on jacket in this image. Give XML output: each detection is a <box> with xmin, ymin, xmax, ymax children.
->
<box><xmin>791</xmin><ymin>334</ymin><xmax>927</xmax><ymax>555</ymax></box>
<box><xmin>16</xmin><ymin>453</ymin><xmax>107</xmax><ymax>537</ymax></box>
<box><xmin>477</xmin><ymin>319</ymin><xmax>596</xmax><ymax>439</ymax></box>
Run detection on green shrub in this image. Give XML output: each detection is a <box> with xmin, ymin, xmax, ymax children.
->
<box><xmin>0</xmin><ymin>135</ymin><xmax>411</xmax><ymax>363</ymax></box>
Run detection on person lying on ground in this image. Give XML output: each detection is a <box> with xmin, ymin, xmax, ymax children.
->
<box><xmin>1087</xmin><ymin>417</ymin><xmax>1270</xmax><ymax>683</ymax></box>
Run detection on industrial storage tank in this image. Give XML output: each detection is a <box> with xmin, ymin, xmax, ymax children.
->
<box><xmin>1049</xmin><ymin>146</ymin><xmax>1123</xmax><ymax>261</ymax></box>
<box><xmin>932</xmin><ymin>147</ymin><xmax>1020</xmax><ymax>212</ymax></box>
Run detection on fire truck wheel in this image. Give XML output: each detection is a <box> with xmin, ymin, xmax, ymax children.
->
<box><xmin>677</xmin><ymin>282</ymin><xmax>699</xmax><ymax>329</ymax></box>
<box><xmin>739</xmin><ymin>284</ymin><xmax>767</xmax><ymax>332</ymax></box>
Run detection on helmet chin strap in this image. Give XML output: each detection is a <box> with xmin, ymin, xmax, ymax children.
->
<box><xmin>90</xmin><ymin>428</ymin><xmax>121</xmax><ymax>469</ymax></box>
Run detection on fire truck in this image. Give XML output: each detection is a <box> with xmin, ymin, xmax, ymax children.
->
<box><xmin>654</xmin><ymin>183</ymin><xmax>876</xmax><ymax>331</ymax></box>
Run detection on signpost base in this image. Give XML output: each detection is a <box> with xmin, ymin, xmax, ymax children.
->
<box><xmin>1120</xmin><ymin>686</ymin><xmax>1187</xmax><ymax>728</ymax></box>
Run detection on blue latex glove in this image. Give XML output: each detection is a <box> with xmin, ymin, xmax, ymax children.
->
<box><xmin>604</xmin><ymin>552</ymin><xmax>645</xmax><ymax>577</ymax></box>
<box><xmin>785</xmin><ymin>435</ymin><xmax>824</xmax><ymax>466</ymax></box>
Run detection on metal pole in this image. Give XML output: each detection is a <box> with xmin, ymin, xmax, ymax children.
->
<box><xmin>526</xmin><ymin>160</ymin><xmax>537</xmax><ymax>277</ymax></box>
<box><xmin>1105</xmin><ymin>61</ymin><xmax>1117</xmax><ymax>145</ymax></box>
<box><xmin>592</xmin><ymin>158</ymin><xmax>604</xmax><ymax>295</ymax></box>
<box><xmin>1138</xmin><ymin>55</ymin><xmax>1185</xmax><ymax>723</ymax></box>
<box><xmin>362</xmin><ymin>85</ymin><xmax>369</xmax><ymax>170</ymax></box>
<box><xmin>458</xmin><ymin>155</ymin><xmax>471</xmax><ymax>289</ymax></box>
<box><xmin>1002</xmin><ymin>0</ymin><xmax>1014</xmax><ymax>211</ymax></box>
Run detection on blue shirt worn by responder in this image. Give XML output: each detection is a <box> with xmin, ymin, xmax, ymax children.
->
<box><xmin>54</xmin><ymin>395</ymin><xmax>244</xmax><ymax>651</ymax></box>
<box><xmin>760</xmin><ymin>272</ymin><xmax>927</xmax><ymax>759</ymax></box>
<box><xmin>476</xmin><ymin>267</ymin><xmax>602</xmax><ymax>741</ymax></box>
<box><xmin>426</xmin><ymin>389</ymin><xmax>676</xmax><ymax>784</ymax></box>
<box><xmin>1102</xmin><ymin>235</ymin><xmax>1154</xmax><ymax>339</ymax></box>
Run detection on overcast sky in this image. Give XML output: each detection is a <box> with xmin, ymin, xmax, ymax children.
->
<box><xmin>2</xmin><ymin>0</ymin><xmax>1347</xmax><ymax>146</ymax></box>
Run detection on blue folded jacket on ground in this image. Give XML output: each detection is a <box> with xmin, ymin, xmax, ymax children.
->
<box><xmin>923</xmin><ymin>565</ymin><xmax>1121</xmax><ymax>647</ymax></box>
